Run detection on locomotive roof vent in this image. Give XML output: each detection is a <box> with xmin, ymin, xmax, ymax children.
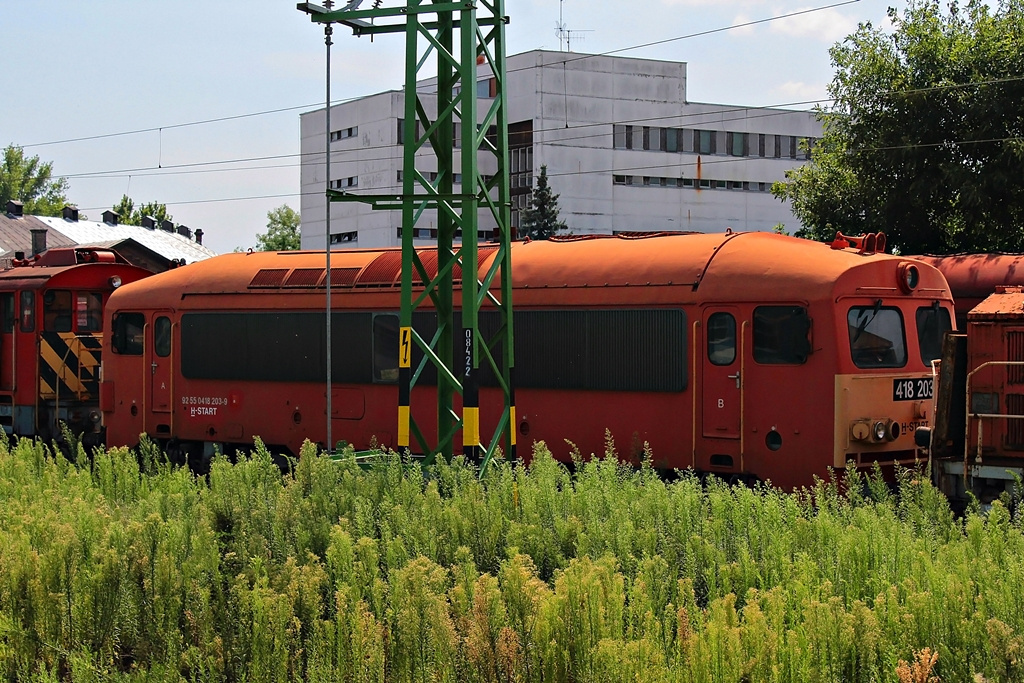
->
<box><xmin>194</xmin><ymin>228</ymin><xmax>204</xmax><ymax>245</ymax></box>
<box><xmin>161</xmin><ymin>219</ymin><xmax>174</xmax><ymax>232</ymax></box>
<box><xmin>176</xmin><ymin>225</ymin><xmax>193</xmax><ymax>239</ymax></box>
<box><xmin>141</xmin><ymin>215</ymin><xmax>156</xmax><ymax>229</ymax></box>
<box><xmin>62</xmin><ymin>205</ymin><xmax>79</xmax><ymax>221</ymax></box>
<box><xmin>102</xmin><ymin>210</ymin><xmax>119</xmax><ymax>225</ymax></box>
<box><xmin>6</xmin><ymin>200</ymin><xmax>23</xmax><ymax>217</ymax></box>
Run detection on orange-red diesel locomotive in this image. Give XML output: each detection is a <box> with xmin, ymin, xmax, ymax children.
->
<box><xmin>101</xmin><ymin>231</ymin><xmax>955</xmax><ymax>489</ymax></box>
<box><xmin>0</xmin><ymin>247</ymin><xmax>151</xmax><ymax>447</ymax></box>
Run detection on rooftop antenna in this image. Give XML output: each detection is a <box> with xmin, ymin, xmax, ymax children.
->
<box><xmin>555</xmin><ymin>0</ymin><xmax>592</xmax><ymax>52</ymax></box>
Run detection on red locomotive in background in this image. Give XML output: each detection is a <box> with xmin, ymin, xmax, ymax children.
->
<box><xmin>0</xmin><ymin>248</ymin><xmax>151</xmax><ymax>447</ymax></box>
<box><xmin>100</xmin><ymin>231</ymin><xmax>955</xmax><ymax>490</ymax></box>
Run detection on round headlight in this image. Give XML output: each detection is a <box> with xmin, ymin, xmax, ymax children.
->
<box><xmin>873</xmin><ymin>420</ymin><xmax>888</xmax><ymax>442</ymax></box>
<box><xmin>897</xmin><ymin>263</ymin><xmax>920</xmax><ymax>293</ymax></box>
<box><xmin>109</xmin><ymin>275</ymin><xmax>122</xmax><ymax>288</ymax></box>
<box><xmin>905</xmin><ymin>265</ymin><xmax>919</xmax><ymax>289</ymax></box>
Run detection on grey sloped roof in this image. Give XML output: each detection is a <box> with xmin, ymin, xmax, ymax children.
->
<box><xmin>34</xmin><ymin>216</ymin><xmax>217</xmax><ymax>262</ymax></box>
<box><xmin>0</xmin><ymin>214</ymin><xmax>76</xmax><ymax>256</ymax></box>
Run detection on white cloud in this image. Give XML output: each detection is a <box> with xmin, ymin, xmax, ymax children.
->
<box><xmin>729</xmin><ymin>14</ymin><xmax>757</xmax><ymax>37</ymax></box>
<box><xmin>774</xmin><ymin>80</ymin><xmax>828</xmax><ymax>103</ymax></box>
<box><xmin>769</xmin><ymin>7</ymin><xmax>858</xmax><ymax>42</ymax></box>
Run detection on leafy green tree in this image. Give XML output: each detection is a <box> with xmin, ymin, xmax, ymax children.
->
<box><xmin>773</xmin><ymin>0</ymin><xmax>1024</xmax><ymax>254</ymax></box>
<box><xmin>112</xmin><ymin>195</ymin><xmax>173</xmax><ymax>226</ymax></box>
<box><xmin>256</xmin><ymin>204</ymin><xmax>301</xmax><ymax>251</ymax></box>
<box><xmin>0</xmin><ymin>145</ymin><xmax>71</xmax><ymax>216</ymax></box>
<box><xmin>520</xmin><ymin>165</ymin><xmax>567</xmax><ymax>240</ymax></box>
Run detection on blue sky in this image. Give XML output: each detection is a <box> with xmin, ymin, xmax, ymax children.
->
<box><xmin>2</xmin><ymin>0</ymin><xmax>899</xmax><ymax>254</ymax></box>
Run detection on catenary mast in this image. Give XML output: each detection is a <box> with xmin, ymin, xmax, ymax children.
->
<box><xmin>298</xmin><ymin>0</ymin><xmax>516</xmax><ymax>472</ymax></box>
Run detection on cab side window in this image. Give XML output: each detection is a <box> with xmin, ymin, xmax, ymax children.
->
<box><xmin>43</xmin><ymin>290</ymin><xmax>73</xmax><ymax>332</ymax></box>
<box><xmin>112</xmin><ymin>313</ymin><xmax>146</xmax><ymax>355</ymax></box>
<box><xmin>1</xmin><ymin>293</ymin><xmax>14</xmax><ymax>333</ymax></box>
<box><xmin>77</xmin><ymin>293</ymin><xmax>104</xmax><ymax>332</ymax></box>
<box><xmin>916</xmin><ymin>304</ymin><xmax>951</xmax><ymax>364</ymax></box>
<box><xmin>373</xmin><ymin>314</ymin><xmax>400</xmax><ymax>383</ymax></box>
<box><xmin>19</xmin><ymin>291</ymin><xmax>34</xmax><ymax>333</ymax></box>
<box><xmin>754</xmin><ymin>306</ymin><xmax>811</xmax><ymax>364</ymax></box>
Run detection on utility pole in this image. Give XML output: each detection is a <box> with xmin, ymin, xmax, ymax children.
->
<box><xmin>298</xmin><ymin>0</ymin><xmax>516</xmax><ymax>473</ymax></box>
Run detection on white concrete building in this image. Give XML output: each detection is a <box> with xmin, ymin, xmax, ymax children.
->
<box><xmin>299</xmin><ymin>50</ymin><xmax>822</xmax><ymax>250</ymax></box>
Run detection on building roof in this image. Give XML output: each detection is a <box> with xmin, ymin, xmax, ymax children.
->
<box><xmin>0</xmin><ymin>213</ymin><xmax>76</xmax><ymax>256</ymax></box>
<box><xmin>33</xmin><ymin>215</ymin><xmax>216</xmax><ymax>264</ymax></box>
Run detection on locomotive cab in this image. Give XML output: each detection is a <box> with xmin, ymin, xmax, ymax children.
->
<box><xmin>0</xmin><ymin>248</ymin><xmax>150</xmax><ymax>445</ymax></box>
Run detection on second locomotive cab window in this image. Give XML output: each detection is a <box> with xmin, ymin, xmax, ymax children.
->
<box><xmin>112</xmin><ymin>313</ymin><xmax>146</xmax><ymax>355</ymax></box>
<box><xmin>848</xmin><ymin>304</ymin><xmax>907</xmax><ymax>368</ymax></box>
<box><xmin>43</xmin><ymin>290</ymin><xmax>73</xmax><ymax>332</ymax></box>
<box><xmin>753</xmin><ymin>306</ymin><xmax>811</xmax><ymax>364</ymax></box>
<box><xmin>1</xmin><ymin>293</ymin><xmax>13</xmax><ymax>333</ymax></box>
<box><xmin>916</xmin><ymin>304</ymin><xmax>952</xmax><ymax>365</ymax></box>
<box><xmin>77</xmin><ymin>293</ymin><xmax>103</xmax><ymax>332</ymax></box>
<box><xmin>19</xmin><ymin>291</ymin><xmax>34</xmax><ymax>333</ymax></box>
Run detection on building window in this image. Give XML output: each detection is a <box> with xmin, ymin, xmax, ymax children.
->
<box><xmin>330</xmin><ymin>126</ymin><xmax>358</xmax><ymax>142</ymax></box>
<box><xmin>613</xmin><ymin>175</ymin><xmax>628</xmax><ymax>185</ymax></box>
<box><xmin>758</xmin><ymin>133</ymin><xmax>766</xmax><ymax>157</ymax></box>
<box><xmin>329</xmin><ymin>176</ymin><xmax>358</xmax><ymax>190</ymax></box>
<box><xmin>397</xmin><ymin>118</ymin><xmax>423</xmax><ymax>145</ymax></box>
<box><xmin>774</xmin><ymin>135</ymin><xmax>783</xmax><ymax>158</ymax></box>
<box><xmin>613</xmin><ymin>125</ymin><xmax>627</xmax><ymax>149</ymax></box>
<box><xmin>696</xmin><ymin>129</ymin><xmax>715</xmax><ymax>155</ymax></box>
<box><xmin>728</xmin><ymin>132</ymin><xmax>747</xmax><ymax>157</ymax></box>
<box><xmin>665</xmin><ymin>128</ymin><xmax>679</xmax><ymax>153</ymax></box>
<box><xmin>330</xmin><ymin>231</ymin><xmax>358</xmax><ymax>244</ymax></box>
<box><xmin>699</xmin><ymin>179</ymin><xmax>712</xmax><ymax>189</ymax></box>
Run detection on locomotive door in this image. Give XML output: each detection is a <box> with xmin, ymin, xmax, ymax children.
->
<box><xmin>0</xmin><ymin>293</ymin><xmax>13</xmax><ymax>391</ymax></box>
<box><xmin>702</xmin><ymin>308</ymin><xmax>743</xmax><ymax>441</ymax></box>
<box><xmin>149</xmin><ymin>314</ymin><xmax>173</xmax><ymax>414</ymax></box>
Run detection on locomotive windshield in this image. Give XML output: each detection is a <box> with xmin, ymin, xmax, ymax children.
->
<box><xmin>848</xmin><ymin>304</ymin><xmax>907</xmax><ymax>368</ymax></box>
<box><xmin>916</xmin><ymin>304</ymin><xmax>952</xmax><ymax>364</ymax></box>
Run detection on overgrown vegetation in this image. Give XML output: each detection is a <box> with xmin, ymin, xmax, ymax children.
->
<box><xmin>2</xmin><ymin>433</ymin><xmax>1024</xmax><ymax>682</ymax></box>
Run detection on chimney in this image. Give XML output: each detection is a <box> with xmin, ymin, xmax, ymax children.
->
<box><xmin>30</xmin><ymin>228</ymin><xmax>47</xmax><ymax>257</ymax></box>
<box><xmin>7</xmin><ymin>200</ymin><xmax>23</xmax><ymax>217</ymax></box>
<box><xmin>161</xmin><ymin>219</ymin><xmax>174</xmax><ymax>232</ymax></box>
<box><xmin>141</xmin><ymin>216</ymin><xmax>156</xmax><ymax>229</ymax></box>
<box><xmin>176</xmin><ymin>225</ymin><xmax>192</xmax><ymax>239</ymax></box>
<box><xmin>102</xmin><ymin>210</ymin><xmax>119</xmax><ymax>225</ymax></box>
<box><xmin>194</xmin><ymin>228</ymin><xmax>204</xmax><ymax>245</ymax></box>
<box><xmin>62</xmin><ymin>205</ymin><xmax>79</xmax><ymax>221</ymax></box>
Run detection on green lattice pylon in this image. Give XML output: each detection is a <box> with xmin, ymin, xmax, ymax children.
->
<box><xmin>301</xmin><ymin>0</ymin><xmax>515</xmax><ymax>473</ymax></box>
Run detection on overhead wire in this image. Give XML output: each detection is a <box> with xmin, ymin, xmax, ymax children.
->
<box><xmin>25</xmin><ymin>0</ymin><xmax>1024</xmax><ymax>212</ymax></box>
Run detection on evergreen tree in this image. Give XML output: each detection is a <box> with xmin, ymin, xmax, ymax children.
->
<box><xmin>520</xmin><ymin>165</ymin><xmax>567</xmax><ymax>240</ymax></box>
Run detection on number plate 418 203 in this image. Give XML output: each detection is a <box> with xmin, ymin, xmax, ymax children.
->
<box><xmin>893</xmin><ymin>377</ymin><xmax>933</xmax><ymax>401</ymax></box>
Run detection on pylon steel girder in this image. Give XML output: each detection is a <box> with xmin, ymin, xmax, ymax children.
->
<box><xmin>305</xmin><ymin>0</ymin><xmax>515</xmax><ymax>474</ymax></box>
